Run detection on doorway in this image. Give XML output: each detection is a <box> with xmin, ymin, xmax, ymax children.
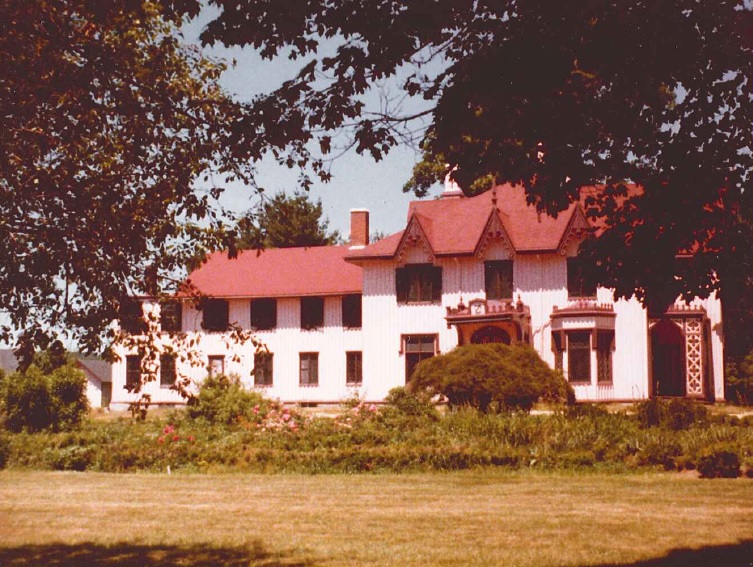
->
<box><xmin>651</xmin><ymin>319</ymin><xmax>686</xmax><ymax>397</ymax></box>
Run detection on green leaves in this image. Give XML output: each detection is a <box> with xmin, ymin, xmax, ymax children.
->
<box><xmin>0</xmin><ymin>0</ymin><xmax>254</xmax><ymax>352</ymax></box>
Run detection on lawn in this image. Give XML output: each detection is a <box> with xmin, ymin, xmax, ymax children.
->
<box><xmin>0</xmin><ymin>470</ymin><xmax>751</xmax><ymax>566</ymax></box>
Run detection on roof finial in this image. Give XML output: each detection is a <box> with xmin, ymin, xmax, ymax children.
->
<box><xmin>491</xmin><ymin>186</ymin><xmax>498</xmax><ymax>208</ymax></box>
<box><xmin>441</xmin><ymin>164</ymin><xmax>464</xmax><ymax>199</ymax></box>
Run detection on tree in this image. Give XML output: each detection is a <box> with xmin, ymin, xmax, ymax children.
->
<box><xmin>0</xmin><ymin>0</ymin><xmax>258</xmax><ymax>355</ymax></box>
<box><xmin>199</xmin><ymin>0</ymin><xmax>752</xmax><ymax>313</ymax></box>
<box><xmin>235</xmin><ymin>191</ymin><xmax>340</xmax><ymax>249</ymax></box>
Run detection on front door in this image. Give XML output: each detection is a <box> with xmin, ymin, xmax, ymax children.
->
<box><xmin>651</xmin><ymin>319</ymin><xmax>686</xmax><ymax>397</ymax></box>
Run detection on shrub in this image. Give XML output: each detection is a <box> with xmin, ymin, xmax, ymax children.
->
<box><xmin>697</xmin><ymin>446</ymin><xmax>741</xmax><ymax>478</ymax></box>
<box><xmin>186</xmin><ymin>374</ymin><xmax>267</xmax><ymax>425</ymax></box>
<box><xmin>383</xmin><ymin>387</ymin><xmax>439</xmax><ymax>420</ymax></box>
<box><xmin>3</xmin><ymin>367</ymin><xmax>54</xmax><ymax>432</ymax></box>
<box><xmin>0</xmin><ymin>432</ymin><xmax>9</xmax><ymax>469</ymax></box>
<box><xmin>634</xmin><ymin>398</ymin><xmax>709</xmax><ymax>430</ymax></box>
<box><xmin>726</xmin><ymin>349</ymin><xmax>753</xmax><ymax>405</ymax></box>
<box><xmin>1</xmin><ymin>363</ymin><xmax>88</xmax><ymax>433</ymax></box>
<box><xmin>409</xmin><ymin>343</ymin><xmax>572</xmax><ymax>412</ymax></box>
<box><xmin>49</xmin><ymin>364</ymin><xmax>89</xmax><ymax>430</ymax></box>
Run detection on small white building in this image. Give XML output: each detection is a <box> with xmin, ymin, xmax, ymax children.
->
<box><xmin>110</xmin><ymin>184</ymin><xmax>724</xmax><ymax>409</ymax></box>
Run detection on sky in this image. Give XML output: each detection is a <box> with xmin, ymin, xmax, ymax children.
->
<box><xmin>181</xmin><ymin>7</ymin><xmax>442</xmax><ymax>240</ymax></box>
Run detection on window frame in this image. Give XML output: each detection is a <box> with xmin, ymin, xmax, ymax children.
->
<box><xmin>159</xmin><ymin>300</ymin><xmax>182</xmax><ymax>333</ymax></box>
<box><xmin>125</xmin><ymin>355</ymin><xmax>141</xmax><ymax>391</ymax></box>
<box><xmin>299</xmin><ymin>352</ymin><xmax>319</xmax><ymax>386</ymax></box>
<box><xmin>567</xmin><ymin>256</ymin><xmax>597</xmax><ymax>299</ymax></box>
<box><xmin>207</xmin><ymin>355</ymin><xmax>225</xmax><ymax>377</ymax></box>
<box><xmin>402</xmin><ymin>334</ymin><xmax>438</xmax><ymax>380</ymax></box>
<box><xmin>159</xmin><ymin>353</ymin><xmax>177</xmax><ymax>389</ymax></box>
<box><xmin>484</xmin><ymin>260</ymin><xmax>514</xmax><ymax>301</ymax></box>
<box><xmin>120</xmin><ymin>300</ymin><xmax>146</xmax><ymax>334</ymax></box>
<box><xmin>301</xmin><ymin>296</ymin><xmax>325</xmax><ymax>330</ymax></box>
<box><xmin>342</xmin><ymin>294</ymin><xmax>362</xmax><ymax>329</ymax></box>
<box><xmin>253</xmin><ymin>351</ymin><xmax>274</xmax><ymax>387</ymax></box>
<box><xmin>250</xmin><ymin>298</ymin><xmax>277</xmax><ymax>331</ymax></box>
<box><xmin>567</xmin><ymin>330</ymin><xmax>592</xmax><ymax>384</ymax></box>
<box><xmin>346</xmin><ymin>351</ymin><xmax>363</xmax><ymax>385</ymax></box>
<box><xmin>596</xmin><ymin>329</ymin><xmax>615</xmax><ymax>384</ymax></box>
<box><xmin>396</xmin><ymin>264</ymin><xmax>443</xmax><ymax>304</ymax></box>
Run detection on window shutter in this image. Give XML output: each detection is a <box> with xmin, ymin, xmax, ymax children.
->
<box><xmin>396</xmin><ymin>267</ymin><xmax>408</xmax><ymax>302</ymax></box>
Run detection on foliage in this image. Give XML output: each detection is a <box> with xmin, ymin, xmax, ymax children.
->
<box><xmin>186</xmin><ymin>374</ymin><xmax>267</xmax><ymax>425</ymax></box>
<box><xmin>634</xmin><ymin>398</ymin><xmax>709</xmax><ymax>431</ymax></box>
<box><xmin>1</xmin><ymin>363</ymin><xmax>89</xmax><ymax>433</ymax></box>
<box><xmin>235</xmin><ymin>191</ymin><xmax>341</xmax><ymax>250</ymax></box>
<box><xmin>696</xmin><ymin>446</ymin><xmax>741</xmax><ymax>479</ymax></box>
<box><xmin>2</xmin><ymin>403</ymin><xmax>752</xmax><ymax>475</ymax></box>
<box><xmin>409</xmin><ymin>343</ymin><xmax>572</xmax><ymax>411</ymax></box>
<box><xmin>383</xmin><ymin>387</ymin><xmax>439</xmax><ymax>421</ymax></box>
<box><xmin>198</xmin><ymin>0</ymin><xmax>752</xmax><ymax>314</ymax></box>
<box><xmin>0</xmin><ymin>0</ymin><xmax>258</xmax><ymax>355</ymax></box>
<box><xmin>726</xmin><ymin>348</ymin><xmax>753</xmax><ymax>406</ymax></box>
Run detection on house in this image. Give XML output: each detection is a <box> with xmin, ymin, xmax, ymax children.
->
<box><xmin>0</xmin><ymin>349</ymin><xmax>112</xmax><ymax>409</ymax></box>
<box><xmin>109</xmin><ymin>183</ymin><xmax>724</xmax><ymax>409</ymax></box>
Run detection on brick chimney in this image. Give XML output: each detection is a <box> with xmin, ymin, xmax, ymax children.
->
<box><xmin>349</xmin><ymin>209</ymin><xmax>369</xmax><ymax>248</ymax></box>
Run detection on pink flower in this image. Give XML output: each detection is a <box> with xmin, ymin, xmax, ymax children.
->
<box><xmin>187</xmin><ymin>435</ymin><xmax>195</xmax><ymax>442</ymax></box>
<box><xmin>172</xmin><ymin>435</ymin><xmax>180</xmax><ymax>442</ymax></box>
<box><xmin>163</xmin><ymin>425</ymin><xmax>174</xmax><ymax>435</ymax></box>
<box><xmin>282</xmin><ymin>413</ymin><xmax>291</xmax><ymax>422</ymax></box>
<box><xmin>368</xmin><ymin>404</ymin><xmax>377</xmax><ymax>413</ymax></box>
<box><xmin>157</xmin><ymin>436</ymin><xmax>165</xmax><ymax>444</ymax></box>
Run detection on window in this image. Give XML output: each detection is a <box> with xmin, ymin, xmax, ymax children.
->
<box><xmin>201</xmin><ymin>299</ymin><xmax>229</xmax><ymax>332</ymax></box>
<box><xmin>125</xmin><ymin>355</ymin><xmax>141</xmax><ymax>390</ymax></box>
<box><xmin>396</xmin><ymin>264</ymin><xmax>442</xmax><ymax>303</ymax></box>
<box><xmin>404</xmin><ymin>335</ymin><xmax>437</xmax><ymax>380</ymax></box>
<box><xmin>485</xmin><ymin>260</ymin><xmax>513</xmax><ymax>300</ymax></box>
<box><xmin>567</xmin><ymin>257</ymin><xmax>597</xmax><ymax>299</ymax></box>
<box><xmin>342</xmin><ymin>294</ymin><xmax>362</xmax><ymax>328</ymax></box>
<box><xmin>567</xmin><ymin>331</ymin><xmax>591</xmax><ymax>383</ymax></box>
<box><xmin>160</xmin><ymin>354</ymin><xmax>176</xmax><ymax>388</ymax></box>
<box><xmin>160</xmin><ymin>301</ymin><xmax>182</xmax><ymax>333</ymax></box>
<box><xmin>299</xmin><ymin>353</ymin><xmax>319</xmax><ymax>386</ymax></box>
<box><xmin>208</xmin><ymin>355</ymin><xmax>225</xmax><ymax>377</ymax></box>
<box><xmin>254</xmin><ymin>352</ymin><xmax>274</xmax><ymax>386</ymax></box>
<box><xmin>301</xmin><ymin>296</ymin><xmax>324</xmax><ymax>330</ymax></box>
<box><xmin>251</xmin><ymin>298</ymin><xmax>277</xmax><ymax>331</ymax></box>
<box><xmin>596</xmin><ymin>330</ymin><xmax>615</xmax><ymax>384</ymax></box>
<box><xmin>346</xmin><ymin>351</ymin><xmax>363</xmax><ymax>385</ymax></box>
<box><xmin>120</xmin><ymin>299</ymin><xmax>146</xmax><ymax>334</ymax></box>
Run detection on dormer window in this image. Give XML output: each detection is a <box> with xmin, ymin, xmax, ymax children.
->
<box><xmin>396</xmin><ymin>264</ymin><xmax>442</xmax><ymax>303</ymax></box>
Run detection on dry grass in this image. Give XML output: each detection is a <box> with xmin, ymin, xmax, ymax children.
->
<box><xmin>0</xmin><ymin>470</ymin><xmax>751</xmax><ymax>566</ymax></box>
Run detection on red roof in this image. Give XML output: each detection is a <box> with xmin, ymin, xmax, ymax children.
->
<box><xmin>347</xmin><ymin>184</ymin><xmax>582</xmax><ymax>261</ymax></box>
<box><xmin>187</xmin><ymin>246</ymin><xmax>362</xmax><ymax>298</ymax></box>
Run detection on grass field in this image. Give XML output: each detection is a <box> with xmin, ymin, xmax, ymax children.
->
<box><xmin>0</xmin><ymin>471</ymin><xmax>751</xmax><ymax>566</ymax></box>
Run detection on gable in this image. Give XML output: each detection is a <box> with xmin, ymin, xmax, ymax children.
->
<box><xmin>475</xmin><ymin>209</ymin><xmax>515</xmax><ymax>260</ymax></box>
<box><xmin>394</xmin><ymin>215</ymin><xmax>435</xmax><ymax>264</ymax></box>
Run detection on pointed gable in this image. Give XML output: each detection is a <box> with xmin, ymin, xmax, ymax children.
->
<box><xmin>394</xmin><ymin>214</ymin><xmax>435</xmax><ymax>264</ymax></box>
<box><xmin>474</xmin><ymin>208</ymin><xmax>515</xmax><ymax>259</ymax></box>
<box><xmin>557</xmin><ymin>205</ymin><xmax>591</xmax><ymax>256</ymax></box>
<box><xmin>346</xmin><ymin>184</ymin><xmax>591</xmax><ymax>263</ymax></box>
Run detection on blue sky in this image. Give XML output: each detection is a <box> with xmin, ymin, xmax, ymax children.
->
<box><xmin>182</xmin><ymin>7</ymin><xmax>441</xmax><ymax>240</ymax></box>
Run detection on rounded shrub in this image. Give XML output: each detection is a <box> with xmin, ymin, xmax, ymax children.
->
<box><xmin>187</xmin><ymin>373</ymin><xmax>266</xmax><ymax>425</ymax></box>
<box><xmin>3</xmin><ymin>367</ymin><xmax>54</xmax><ymax>432</ymax></box>
<box><xmin>697</xmin><ymin>446</ymin><xmax>741</xmax><ymax>479</ymax></box>
<box><xmin>409</xmin><ymin>343</ymin><xmax>572</xmax><ymax>412</ymax></box>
